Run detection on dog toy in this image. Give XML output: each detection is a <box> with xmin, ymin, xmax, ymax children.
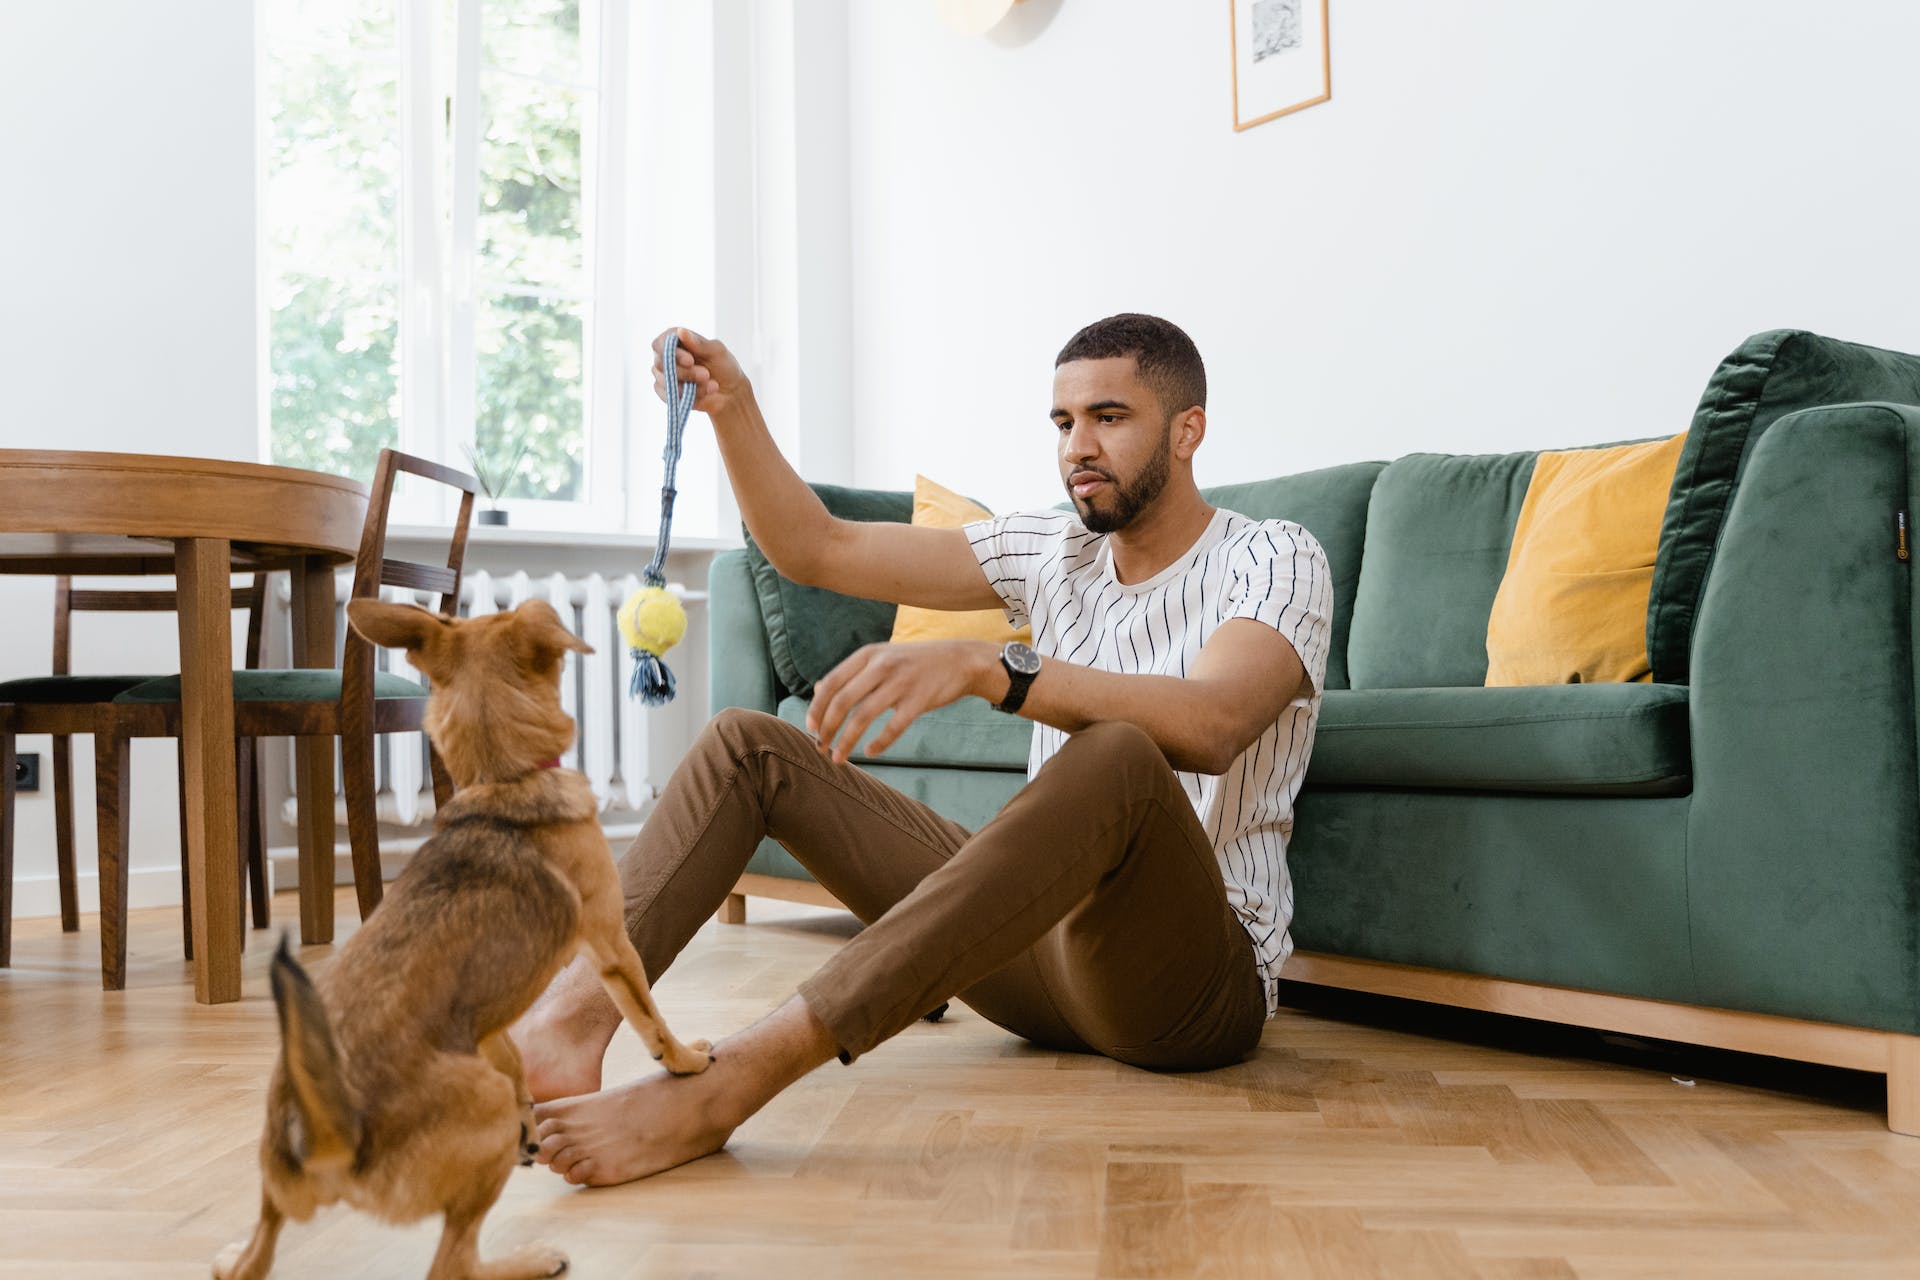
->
<box><xmin>619</xmin><ymin>330</ymin><xmax>696</xmax><ymax>704</ymax></box>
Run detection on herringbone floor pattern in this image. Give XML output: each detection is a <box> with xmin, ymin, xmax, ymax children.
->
<box><xmin>3</xmin><ymin>890</ymin><xmax>1917</xmax><ymax>1278</ymax></box>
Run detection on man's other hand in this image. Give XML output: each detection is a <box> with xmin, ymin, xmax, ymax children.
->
<box><xmin>806</xmin><ymin>641</ymin><xmax>1001</xmax><ymax>765</ymax></box>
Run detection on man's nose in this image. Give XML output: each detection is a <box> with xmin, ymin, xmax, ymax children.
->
<box><xmin>1062</xmin><ymin>418</ymin><xmax>1099</xmax><ymax>463</ymax></box>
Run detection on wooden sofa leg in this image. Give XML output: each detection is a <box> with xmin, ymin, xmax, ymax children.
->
<box><xmin>718</xmin><ymin>892</ymin><xmax>747</xmax><ymax>925</ymax></box>
<box><xmin>1889</xmin><ymin>1035</ymin><xmax>1920</xmax><ymax>1136</ymax></box>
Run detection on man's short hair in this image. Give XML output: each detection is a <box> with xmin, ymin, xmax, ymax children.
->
<box><xmin>1055</xmin><ymin>314</ymin><xmax>1207</xmax><ymax>417</ymax></box>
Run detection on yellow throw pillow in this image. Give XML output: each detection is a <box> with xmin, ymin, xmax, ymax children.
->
<box><xmin>888</xmin><ymin>475</ymin><xmax>1034</xmax><ymax>647</ymax></box>
<box><xmin>1485</xmin><ymin>433</ymin><xmax>1687</xmax><ymax>686</ymax></box>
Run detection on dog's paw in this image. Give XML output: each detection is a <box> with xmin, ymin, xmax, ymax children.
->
<box><xmin>210</xmin><ymin>1242</ymin><xmax>244</xmax><ymax>1279</ymax></box>
<box><xmin>496</xmin><ymin>1244</ymin><xmax>569</xmax><ymax>1278</ymax></box>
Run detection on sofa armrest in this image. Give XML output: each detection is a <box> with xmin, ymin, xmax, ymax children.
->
<box><xmin>708</xmin><ymin>549</ymin><xmax>783</xmax><ymax>715</ymax></box>
<box><xmin>1685</xmin><ymin>400</ymin><xmax>1920</xmax><ymax>1031</ymax></box>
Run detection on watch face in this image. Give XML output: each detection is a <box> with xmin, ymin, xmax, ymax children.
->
<box><xmin>1004</xmin><ymin>641</ymin><xmax>1042</xmax><ymax>676</ymax></box>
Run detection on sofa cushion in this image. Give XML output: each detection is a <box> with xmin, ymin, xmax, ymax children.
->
<box><xmin>745</xmin><ymin>484</ymin><xmax>909</xmax><ymax>697</ymax></box>
<box><xmin>1485</xmin><ymin>433</ymin><xmax>1686</xmax><ymax>687</ymax></box>
<box><xmin>1649</xmin><ymin>330</ymin><xmax>1920</xmax><ymax>684</ymax></box>
<box><xmin>1307</xmin><ymin>683</ymin><xmax>1690</xmax><ymax>796</ymax></box>
<box><xmin>1345</xmin><ymin>450</ymin><xmax>1539</xmax><ymax>688</ymax></box>
<box><xmin>1203</xmin><ymin>461</ymin><xmax>1384</xmax><ymax>691</ymax></box>
<box><xmin>889</xmin><ymin>475</ymin><xmax>1032</xmax><ymax>647</ymax></box>
<box><xmin>776</xmin><ymin>694</ymin><xmax>1032</xmax><ymax>772</ymax></box>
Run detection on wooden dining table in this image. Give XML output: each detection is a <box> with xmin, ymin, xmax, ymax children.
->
<box><xmin>0</xmin><ymin>450</ymin><xmax>369</xmax><ymax>1004</ymax></box>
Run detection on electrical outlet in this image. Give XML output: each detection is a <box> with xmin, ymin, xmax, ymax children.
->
<box><xmin>13</xmin><ymin>752</ymin><xmax>39</xmax><ymax>793</ymax></box>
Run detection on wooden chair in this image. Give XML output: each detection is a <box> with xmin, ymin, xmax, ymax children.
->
<box><xmin>0</xmin><ymin>577</ymin><xmax>270</xmax><ymax>972</ymax></box>
<box><xmin>81</xmin><ymin>450</ymin><xmax>478</xmax><ymax>985</ymax></box>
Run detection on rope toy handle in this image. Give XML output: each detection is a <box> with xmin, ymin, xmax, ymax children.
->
<box><xmin>619</xmin><ymin>330</ymin><xmax>697</xmax><ymax>704</ymax></box>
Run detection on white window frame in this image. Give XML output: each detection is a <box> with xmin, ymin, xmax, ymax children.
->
<box><xmin>261</xmin><ymin>0</ymin><xmax>631</xmax><ymax>533</ymax></box>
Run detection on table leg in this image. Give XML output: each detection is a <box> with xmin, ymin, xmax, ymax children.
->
<box><xmin>290</xmin><ymin>555</ymin><xmax>338</xmax><ymax>946</ymax></box>
<box><xmin>175</xmin><ymin>538</ymin><xmax>241</xmax><ymax>1005</ymax></box>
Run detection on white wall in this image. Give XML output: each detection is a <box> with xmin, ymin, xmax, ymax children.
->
<box><xmin>840</xmin><ymin>0</ymin><xmax>1920</xmax><ymax>513</ymax></box>
<box><xmin>1</xmin><ymin>1</ymin><xmax>260</xmax><ymax>917</ymax></box>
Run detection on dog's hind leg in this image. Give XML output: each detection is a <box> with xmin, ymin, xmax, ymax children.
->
<box><xmin>580</xmin><ymin>933</ymin><xmax>712</xmax><ymax>1076</ymax></box>
<box><xmin>479</xmin><ymin>1031</ymin><xmax>540</xmax><ymax>1166</ymax></box>
<box><xmin>211</xmin><ymin>1195</ymin><xmax>284</xmax><ymax>1280</ymax></box>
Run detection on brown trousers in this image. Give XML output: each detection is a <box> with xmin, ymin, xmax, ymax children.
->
<box><xmin>617</xmin><ymin>708</ymin><xmax>1267</xmax><ymax>1070</ymax></box>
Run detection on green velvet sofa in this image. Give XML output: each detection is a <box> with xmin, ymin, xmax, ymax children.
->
<box><xmin>707</xmin><ymin>329</ymin><xmax>1920</xmax><ymax>1131</ymax></box>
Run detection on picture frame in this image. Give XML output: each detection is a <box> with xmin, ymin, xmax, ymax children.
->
<box><xmin>1229</xmin><ymin>0</ymin><xmax>1331</xmax><ymax>131</ymax></box>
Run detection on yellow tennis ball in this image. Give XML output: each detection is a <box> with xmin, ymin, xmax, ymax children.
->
<box><xmin>619</xmin><ymin>586</ymin><xmax>687</xmax><ymax>657</ymax></box>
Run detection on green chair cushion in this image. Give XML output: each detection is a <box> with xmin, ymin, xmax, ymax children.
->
<box><xmin>744</xmin><ymin>484</ymin><xmax>909</xmax><ymax>698</ymax></box>
<box><xmin>1344</xmin><ymin>450</ymin><xmax>1539</xmax><ymax>688</ymax></box>
<box><xmin>113</xmin><ymin>670</ymin><xmax>428</xmax><ymax>704</ymax></box>
<box><xmin>1202</xmin><ymin>461</ymin><xmax>1385</xmax><ymax>691</ymax></box>
<box><xmin>776</xmin><ymin>693</ymin><xmax>1032</xmax><ymax>772</ymax></box>
<box><xmin>0</xmin><ymin>674</ymin><xmax>156</xmax><ymax>703</ymax></box>
<box><xmin>1307</xmin><ymin>683</ymin><xmax>1690</xmax><ymax>796</ymax></box>
<box><xmin>1648</xmin><ymin>329</ymin><xmax>1920</xmax><ymax>684</ymax></box>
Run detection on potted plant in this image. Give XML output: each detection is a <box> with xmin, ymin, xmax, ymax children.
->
<box><xmin>464</xmin><ymin>440</ymin><xmax>530</xmax><ymax>526</ymax></box>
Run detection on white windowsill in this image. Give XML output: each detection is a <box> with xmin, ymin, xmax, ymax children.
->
<box><xmin>386</xmin><ymin>524</ymin><xmax>742</xmax><ymax>553</ymax></box>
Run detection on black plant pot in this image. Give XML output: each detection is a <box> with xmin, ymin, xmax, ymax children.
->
<box><xmin>478</xmin><ymin>508</ymin><xmax>509</xmax><ymax>527</ymax></box>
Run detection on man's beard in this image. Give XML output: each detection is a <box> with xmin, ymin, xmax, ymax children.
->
<box><xmin>1071</xmin><ymin>430</ymin><xmax>1172</xmax><ymax>534</ymax></box>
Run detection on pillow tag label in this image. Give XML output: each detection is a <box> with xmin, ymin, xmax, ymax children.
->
<box><xmin>1899</xmin><ymin>510</ymin><xmax>1911</xmax><ymax>563</ymax></box>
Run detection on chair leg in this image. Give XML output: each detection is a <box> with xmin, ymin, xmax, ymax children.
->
<box><xmin>341</xmin><ymin>729</ymin><xmax>383</xmax><ymax>920</ymax></box>
<box><xmin>96</xmin><ymin>733</ymin><xmax>132</xmax><ymax>991</ymax></box>
<box><xmin>2</xmin><ymin>728</ymin><xmax>15</xmax><ymax>968</ymax></box>
<box><xmin>239</xmin><ymin>738</ymin><xmax>269</xmax><ymax>929</ymax></box>
<box><xmin>52</xmin><ymin>734</ymin><xmax>78</xmax><ymax>933</ymax></box>
<box><xmin>177</xmin><ymin>740</ymin><xmax>193</xmax><ymax>961</ymax></box>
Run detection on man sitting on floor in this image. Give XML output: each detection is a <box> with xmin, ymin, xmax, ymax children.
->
<box><xmin>514</xmin><ymin>312</ymin><xmax>1332</xmax><ymax>1187</ymax></box>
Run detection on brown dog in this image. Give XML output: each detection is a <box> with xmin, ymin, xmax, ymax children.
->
<box><xmin>214</xmin><ymin>598</ymin><xmax>711</xmax><ymax>1280</ymax></box>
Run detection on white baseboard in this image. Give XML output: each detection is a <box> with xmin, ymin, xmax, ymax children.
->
<box><xmin>10</xmin><ymin>865</ymin><xmax>219</xmax><ymax>920</ymax></box>
<box><xmin>8</xmin><ymin>822</ymin><xmax>648</xmax><ymax>918</ymax></box>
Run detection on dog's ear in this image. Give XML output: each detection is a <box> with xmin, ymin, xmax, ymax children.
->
<box><xmin>512</xmin><ymin>598</ymin><xmax>594</xmax><ymax>662</ymax></box>
<box><xmin>347</xmin><ymin>599</ymin><xmax>450</xmax><ymax>656</ymax></box>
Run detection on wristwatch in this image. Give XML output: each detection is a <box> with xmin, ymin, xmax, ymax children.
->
<box><xmin>993</xmin><ymin>641</ymin><xmax>1042</xmax><ymax>714</ymax></box>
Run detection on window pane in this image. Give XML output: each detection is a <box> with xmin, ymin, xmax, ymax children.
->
<box><xmin>265</xmin><ymin>2</ymin><xmax>401</xmax><ymax>481</ymax></box>
<box><xmin>481</xmin><ymin>0</ymin><xmax>586</xmax><ymax>85</ymax></box>
<box><xmin>478</xmin><ymin>73</ymin><xmax>585</xmax><ymax>293</ymax></box>
<box><xmin>474</xmin><ymin>292</ymin><xmax>583</xmax><ymax>502</ymax></box>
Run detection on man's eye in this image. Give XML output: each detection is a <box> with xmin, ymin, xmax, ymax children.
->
<box><xmin>1099</xmin><ymin>414</ymin><xmax>1120</xmax><ymax>424</ymax></box>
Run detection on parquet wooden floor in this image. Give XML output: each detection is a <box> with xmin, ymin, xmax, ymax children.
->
<box><xmin>3</xmin><ymin>889</ymin><xmax>1918</xmax><ymax>1279</ymax></box>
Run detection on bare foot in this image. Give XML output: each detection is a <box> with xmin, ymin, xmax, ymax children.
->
<box><xmin>534</xmin><ymin>1062</ymin><xmax>740</xmax><ymax>1187</ymax></box>
<box><xmin>533</xmin><ymin>993</ymin><xmax>839</xmax><ymax>1187</ymax></box>
<box><xmin>512</xmin><ymin>959</ymin><xmax>622</xmax><ymax>1102</ymax></box>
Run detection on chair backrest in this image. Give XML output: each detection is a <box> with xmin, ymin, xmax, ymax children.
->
<box><xmin>53</xmin><ymin>575</ymin><xmax>269</xmax><ymax>674</ymax></box>
<box><xmin>340</xmin><ymin>449</ymin><xmax>480</xmax><ymax>705</ymax></box>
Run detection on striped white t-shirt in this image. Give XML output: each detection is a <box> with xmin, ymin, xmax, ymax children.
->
<box><xmin>966</xmin><ymin>506</ymin><xmax>1332</xmax><ymax>1015</ymax></box>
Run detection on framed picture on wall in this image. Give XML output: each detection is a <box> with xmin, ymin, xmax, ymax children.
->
<box><xmin>1230</xmin><ymin>0</ymin><xmax>1331</xmax><ymax>130</ymax></box>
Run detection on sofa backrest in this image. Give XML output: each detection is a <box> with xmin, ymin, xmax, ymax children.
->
<box><xmin>743</xmin><ymin>484</ymin><xmax>909</xmax><ymax>698</ymax></box>
<box><xmin>1345</xmin><ymin>450</ymin><xmax>1540</xmax><ymax>688</ymax></box>
<box><xmin>1342</xmin><ymin>330</ymin><xmax>1920</xmax><ymax>691</ymax></box>
<box><xmin>1202</xmin><ymin>461</ymin><xmax>1386</xmax><ymax>690</ymax></box>
<box><xmin>742</xmin><ymin>463</ymin><xmax>1391</xmax><ymax>698</ymax></box>
<box><xmin>1647</xmin><ymin>329</ymin><xmax>1920</xmax><ymax>683</ymax></box>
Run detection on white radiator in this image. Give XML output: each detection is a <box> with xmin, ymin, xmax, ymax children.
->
<box><xmin>280</xmin><ymin>570</ymin><xmax>705</xmax><ymax>831</ymax></box>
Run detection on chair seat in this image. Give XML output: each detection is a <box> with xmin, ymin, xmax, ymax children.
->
<box><xmin>113</xmin><ymin>670</ymin><xmax>429</xmax><ymax>704</ymax></box>
<box><xmin>1307</xmin><ymin>682</ymin><xmax>1691</xmax><ymax>796</ymax></box>
<box><xmin>0</xmin><ymin>675</ymin><xmax>156</xmax><ymax>703</ymax></box>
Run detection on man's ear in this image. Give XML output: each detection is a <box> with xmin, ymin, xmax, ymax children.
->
<box><xmin>512</xmin><ymin>598</ymin><xmax>594</xmax><ymax>662</ymax></box>
<box><xmin>347</xmin><ymin>599</ymin><xmax>449</xmax><ymax>654</ymax></box>
<box><xmin>1173</xmin><ymin>406</ymin><xmax>1206</xmax><ymax>460</ymax></box>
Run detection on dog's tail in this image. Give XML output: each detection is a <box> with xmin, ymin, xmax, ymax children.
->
<box><xmin>269</xmin><ymin>935</ymin><xmax>361</xmax><ymax>1174</ymax></box>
